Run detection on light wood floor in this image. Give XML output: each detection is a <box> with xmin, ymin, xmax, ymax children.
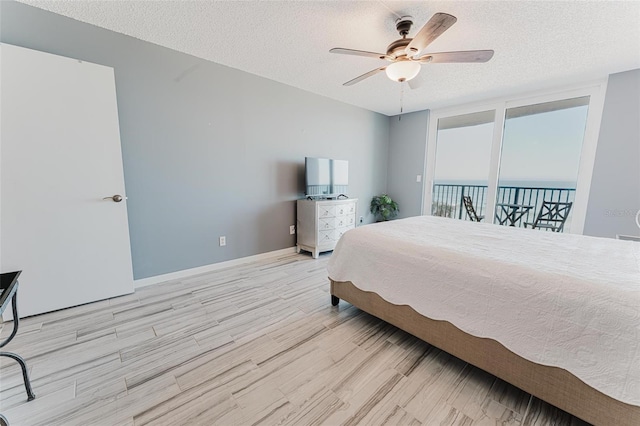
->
<box><xmin>0</xmin><ymin>253</ymin><xmax>590</xmax><ymax>426</ymax></box>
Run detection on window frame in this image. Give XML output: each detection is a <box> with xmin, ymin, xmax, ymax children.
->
<box><xmin>422</xmin><ymin>80</ymin><xmax>608</xmax><ymax>234</ymax></box>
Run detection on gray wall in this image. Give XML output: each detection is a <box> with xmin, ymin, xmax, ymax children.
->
<box><xmin>1</xmin><ymin>1</ymin><xmax>390</xmax><ymax>279</ymax></box>
<box><xmin>387</xmin><ymin>111</ymin><xmax>429</xmax><ymax>219</ymax></box>
<box><xmin>583</xmin><ymin>69</ymin><xmax>640</xmax><ymax>238</ymax></box>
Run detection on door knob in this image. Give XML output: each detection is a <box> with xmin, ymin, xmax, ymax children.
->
<box><xmin>103</xmin><ymin>195</ymin><xmax>124</xmax><ymax>202</ymax></box>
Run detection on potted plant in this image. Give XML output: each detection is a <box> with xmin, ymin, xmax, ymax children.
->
<box><xmin>370</xmin><ymin>194</ymin><xmax>399</xmax><ymax>221</ymax></box>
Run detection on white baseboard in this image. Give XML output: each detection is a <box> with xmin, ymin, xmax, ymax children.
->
<box><xmin>133</xmin><ymin>247</ymin><xmax>298</xmax><ymax>289</ymax></box>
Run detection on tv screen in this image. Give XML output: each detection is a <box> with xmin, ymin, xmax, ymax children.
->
<box><xmin>305</xmin><ymin>157</ymin><xmax>348</xmax><ymax>198</ymax></box>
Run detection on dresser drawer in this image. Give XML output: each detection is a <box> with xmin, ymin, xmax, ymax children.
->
<box><xmin>335</xmin><ymin>224</ymin><xmax>355</xmax><ymax>240</ymax></box>
<box><xmin>319</xmin><ymin>217</ymin><xmax>336</xmax><ymax>231</ymax></box>
<box><xmin>318</xmin><ymin>205</ymin><xmax>336</xmax><ymax>218</ymax></box>
<box><xmin>334</xmin><ymin>216</ymin><xmax>349</xmax><ymax>228</ymax></box>
<box><xmin>318</xmin><ymin>230</ymin><xmax>335</xmax><ymax>244</ymax></box>
<box><xmin>345</xmin><ymin>203</ymin><xmax>356</xmax><ymax>215</ymax></box>
<box><xmin>319</xmin><ymin>211</ymin><xmax>351</xmax><ymax>229</ymax></box>
<box><xmin>335</xmin><ymin>204</ymin><xmax>349</xmax><ymax>216</ymax></box>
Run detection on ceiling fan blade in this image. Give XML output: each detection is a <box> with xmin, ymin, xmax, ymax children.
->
<box><xmin>405</xmin><ymin>13</ymin><xmax>457</xmax><ymax>57</ymax></box>
<box><xmin>330</xmin><ymin>48</ymin><xmax>389</xmax><ymax>60</ymax></box>
<box><xmin>418</xmin><ymin>50</ymin><xmax>494</xmax><ymax>63</ymax></box>
<box><xmin>343</xmin><ymin>67</ymin><xmax>387</xmax><ymax>86</ymax></box>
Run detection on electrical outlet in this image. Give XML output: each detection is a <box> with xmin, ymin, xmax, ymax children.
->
<box><xmin>289</xmin><ymin>225</ymin><xmax>296</xmax><ymax>235</ymax></box>
<box><xmin>359</xmin><ymin>216</ymin><xmax>364</xmax><ymax>224</ymax></box>
<box><xmin>219</xmin><ymin>236</ymin><xmax>226</xmax><ymax>246</ymax></box>
<box><xmin>416</xmin><ymin>174</ymin><xmax>422</xmax><ymax>183</ymax></box>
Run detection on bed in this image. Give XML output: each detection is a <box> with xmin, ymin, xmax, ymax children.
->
<box><xmin>327</xmin><ymin>216</ymin><xmax>640</xmax><ymax>426</ymax></box>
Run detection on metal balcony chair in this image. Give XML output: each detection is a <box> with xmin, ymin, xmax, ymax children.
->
<box><xmin>524</xmin><ymin>201</ymin><xmax>573</xmax><ymax>232</ymax></box>
<box><xmin>462</xmin><ymin>196</ymin><xmax>484</xmax><ymax>222</ymax></box>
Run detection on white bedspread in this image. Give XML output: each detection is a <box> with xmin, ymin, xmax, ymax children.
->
<box><xmin>327</xmin><ymin>216</ymin><xmax>640</xmax><ymax>406</ymax></box>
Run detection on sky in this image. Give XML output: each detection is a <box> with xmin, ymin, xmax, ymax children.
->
<box><xmin>433</xmin><ymin>105</ymin><xmax>589</xmax><ymax>185</ymax></box>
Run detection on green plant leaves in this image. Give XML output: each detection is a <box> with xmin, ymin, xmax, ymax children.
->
<box><xmin>370</xmin><ymin>194</ymin><xmax>399</xmax><ymax>221</ymax></box>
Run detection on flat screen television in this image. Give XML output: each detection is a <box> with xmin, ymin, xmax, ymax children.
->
<box><xmin>305</xmin><ymin>157</ymin><xmax>348</xmax><ymax>198</ymax></box>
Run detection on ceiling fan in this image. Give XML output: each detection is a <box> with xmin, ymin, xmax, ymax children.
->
<box><xmin>330</xmin><ymin>13</ymin><xmax>494</xmax><ymax>87</ymax></box>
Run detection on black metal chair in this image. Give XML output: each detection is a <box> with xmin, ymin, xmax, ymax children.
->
<box><xmin>462</xmin><ymin>196</ymin><xmax>484</xmax><ymax>222</ymax></box>
<box><xmin>0</xmin><ymin>271</ymin><xmax>36</xmax><ymax>406</ymax></box>
<box><xmin>524</xmin><ymin>201</ymin><xmax>573</xmax><ymax>232</ymax></box>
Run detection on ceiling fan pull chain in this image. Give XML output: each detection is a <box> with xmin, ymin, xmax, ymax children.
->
<box><xmin>399</xmin><ymin>81</ymin><xmax>404</xmax><ymax>120</ymax></box>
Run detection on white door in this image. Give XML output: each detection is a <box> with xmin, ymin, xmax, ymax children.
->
<box><xmin>1</xmin><ymin>43</ymin><xmax>134</xmax><ymax>318</ymax></box>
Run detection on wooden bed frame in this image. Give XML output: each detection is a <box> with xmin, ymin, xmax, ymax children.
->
<box><xmin>330</xmin><ymin>279</ymin><xmax>640</xmax><ymax>426</ymax></box>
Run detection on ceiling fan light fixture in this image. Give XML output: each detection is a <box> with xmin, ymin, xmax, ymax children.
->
<box><xmin>331</xmin><ymin>12</ymin><xmax>492</xmax><ymax>87</ymax></box>
<box><xmin>385</xmin><ymin>61</ymin><xmax>421</xmax><ymax>83</ymax></box>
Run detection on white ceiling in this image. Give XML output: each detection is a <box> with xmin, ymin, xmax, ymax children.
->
<box><xmin>19</xmin><ymin>0</ymin><xmax>640</xmax><ymax>116</ymax></box>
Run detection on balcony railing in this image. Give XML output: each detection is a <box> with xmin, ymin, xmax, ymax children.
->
<box><xmin>432</xmin><ymin>183</ymin><xmax>576</xmax><ymax>230</ymax></box>
<box><xmin>432</xmin><ymin>184</ymin><xmax>488</xmax><ymax>220</ymax></box>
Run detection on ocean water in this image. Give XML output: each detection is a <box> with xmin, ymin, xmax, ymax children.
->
<box><xmin>433</xmin><ymin>179</ymin><xmax>576</xmax><ymax>189</ymax></box>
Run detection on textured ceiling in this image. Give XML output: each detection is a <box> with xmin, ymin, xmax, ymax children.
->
<box><xmin>19</xmin><ymin>0</ymin><xmax>640</xmax><ymax>116</ymax></box>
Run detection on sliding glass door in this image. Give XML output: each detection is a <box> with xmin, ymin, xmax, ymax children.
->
<box><xmin>495</xmin><ymin>97</ymin><xmax>590</xmax><ymax>229</ymax></box>
<box><xmin>424</xmin><ymin>84</ymin><xmax>606</xmax><ymax>233</ymax></box>
<box><xmin>430</xmin><ymin>110</ymin><xmax>495</xmax><ymax>221</ymax></box>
